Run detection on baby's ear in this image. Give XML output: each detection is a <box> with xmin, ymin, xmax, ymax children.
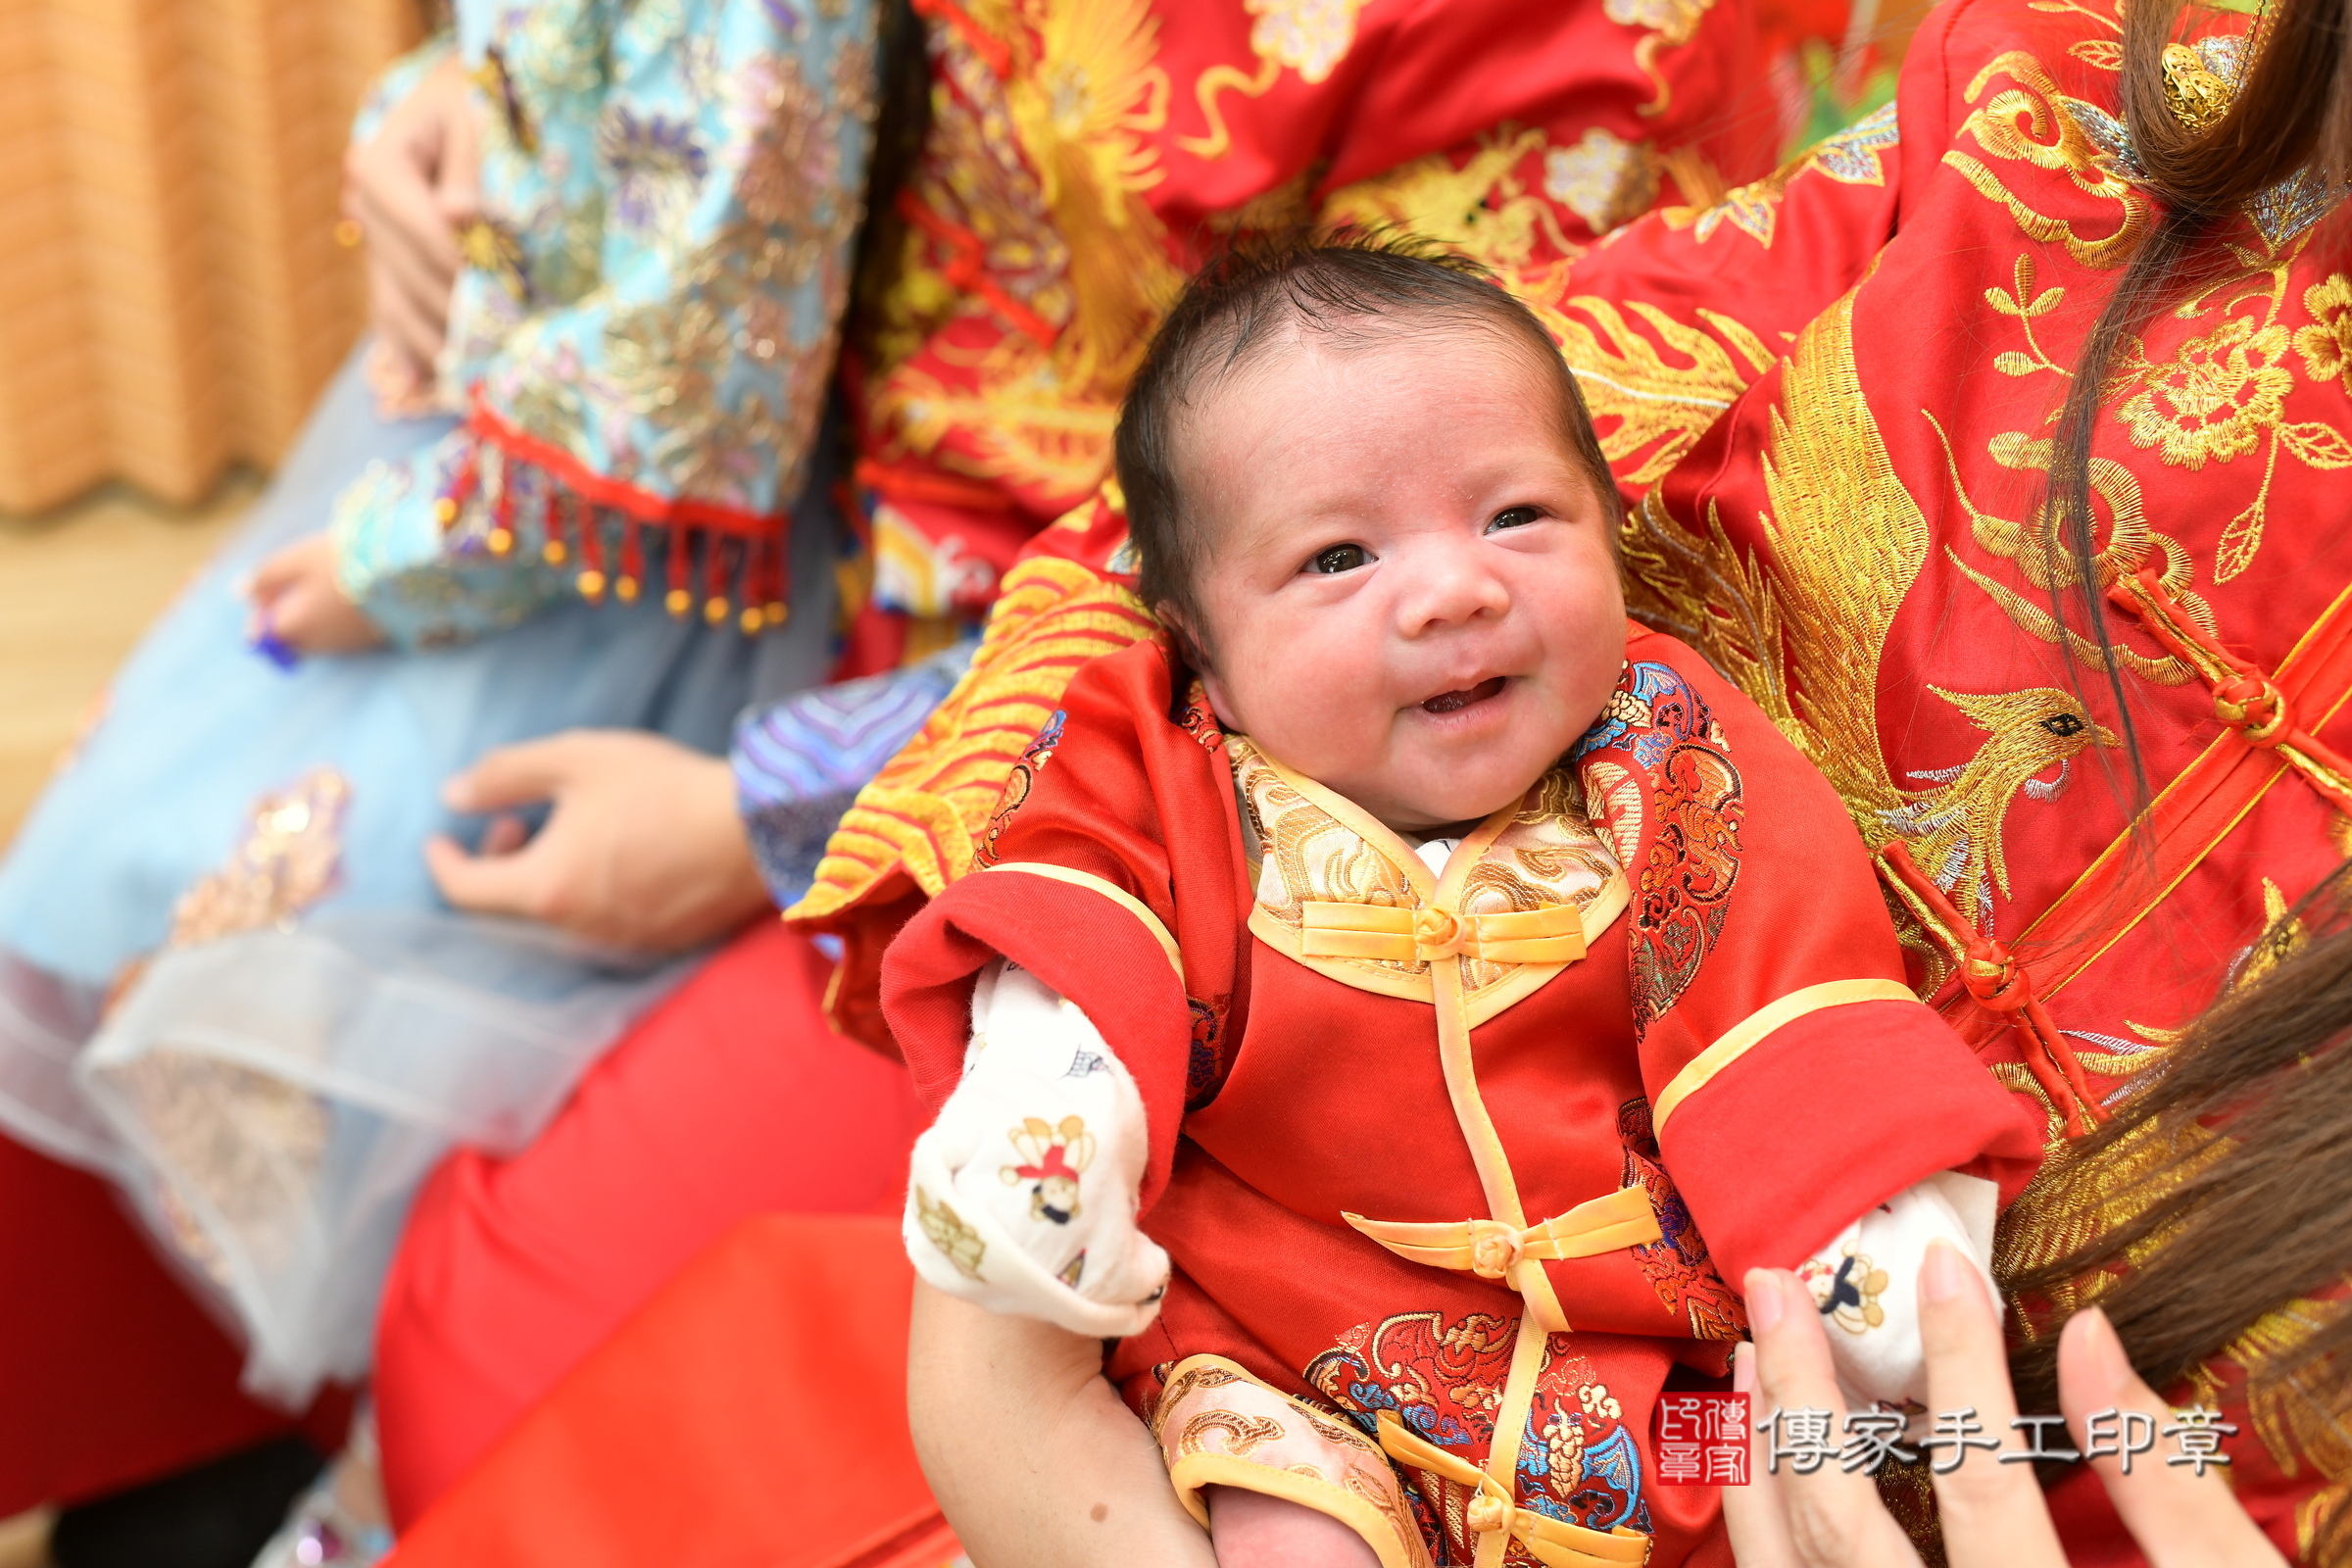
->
<box><xmin>1155</xmin><ymin>604</ymin><xmax>1240</xmax><ymax>728</ymax></box>
<box><xmin>1155</xmin><ymin>600</ymin><xmax>1209</xmax><ymax>670</ymax></box>
<box><xmin>1191</xmin><ymin>662</ymin><xmax>1243</xmax><ymax>735</ymax></box>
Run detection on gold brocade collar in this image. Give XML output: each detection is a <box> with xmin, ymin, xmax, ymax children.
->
<box><xmin>1227</xmin><ymin>736</ymin><xmax>1629</xmax><ymax>1024</ymax></box>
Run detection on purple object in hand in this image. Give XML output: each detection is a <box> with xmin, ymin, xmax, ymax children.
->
<box><xmin>253</xmin><ymin>626</ymin><xmax>301</xmax><ymax>670</ymax></box>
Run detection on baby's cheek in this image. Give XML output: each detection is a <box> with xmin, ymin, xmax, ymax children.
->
<box><xmin>1217</xmin><ymin>620</ymin><xmax>1388</xmax><ymax>770</ymax></box>
<box><xmin>1558</xmin><ymin>564</ymin><xmax>1629</xmax><ymax>686</ymax></box>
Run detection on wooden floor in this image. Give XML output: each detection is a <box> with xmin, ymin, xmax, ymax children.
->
<box><xmin>0</xmin><ymin>480</ymin><xmax>252</xmax><ymax>847</ymax></box>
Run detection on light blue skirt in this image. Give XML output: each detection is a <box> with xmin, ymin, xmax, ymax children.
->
<box><xmin>0</xmin><ymin>350</ymin><xmax>841</xmax><ymax>1402</ymax></box>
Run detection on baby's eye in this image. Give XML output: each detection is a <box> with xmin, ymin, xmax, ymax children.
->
<box><xmin>1487</xmin><ymin>506</ymin><xmax>1543</xmax><ymax>532</ymax></box>
<box><xmin>1310</xmin><ymin>543</ymin><xmax>1369</xmax><ymax>574</ymax></box>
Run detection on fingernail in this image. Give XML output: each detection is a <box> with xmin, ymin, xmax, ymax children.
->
<box><xmin>1920</xmin><ymin>1238</ymin><xmax>1966</xmax><ymax>1303</ymax></box>
<box><xmin>1731</xmin><ymin>1342</ymin><xmax>1755</xmax><ymax>1394</ymax></box>
<box><xmin>1744</xmin><ymin>1269</ymin><xmax>1784</xmax><ymax>1333</ymax></box>
<box><xmin>440</xmin><ymin>776</ymin><xmax>471</xmax><ymax>810</ymax></box>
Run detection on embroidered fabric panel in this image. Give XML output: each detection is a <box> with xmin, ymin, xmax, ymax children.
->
<box><xmin>733</xmin><ymin>641</ymin><xmax>975</xmax><ymax>907</ymax></box>
<box><xmin>1230</xmin><ymin>736</ymin><xmax>1621</xmax><ymax>1004</ymax></box>
<box><xmin>334</xmin><ymin>0</ymin><xmax>880</xmax><ymax>647</ymax></box>
<box><xmin>1573</xmin><ymin>660</ymin><xmax>1744</xmax><ymax>1034</ymax></box>
<box><xmin>166</xmin><ymin>769</ymin><xmax>355</xmax><ymax>950</ymax></box>
<box><xmin>1152</xmin><ymin>1357</ymin><xmax>1434</xmax><ymax>1568</ymax></box>
<box><xmin>788</xmin><ymin>557</ymin><xmax>1159</xmax><ymax>918</ymax></box>
<box><xmin>332</xmin><ymin>436</ymin><xmax>568</xmax><ymax>646</ymax></box>
<box><xmin>1595</xmin><ymin>0</ymin><xmax>2352</xmax><ymax>1138</ymax></box>
<box><xmin>121</xmin><ymin>767</ymin><xmax>358</xmax><ymax>1298</ymax></box>
<box><xmin>1305</xmin><ymin>1309</ymin><xmax>1653</xmax><ymax>1561</ymax></box>
<box><xmin>1614</xmin><ymin>1097</ymin><xmax>1746</xmax><ymax>1342</ymax></box>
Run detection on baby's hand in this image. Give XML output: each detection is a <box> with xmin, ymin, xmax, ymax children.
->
<box><xmin>245</xmin><ymin>534</ymin><xmax>387</xmax><ymax>658</ymax></box>
<box><xmin>1207</xmin><ymin>1486</ymin><xmax>1381</xmax><ymax>1568</ymax></box>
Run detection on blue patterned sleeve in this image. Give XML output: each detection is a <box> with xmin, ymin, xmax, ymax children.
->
<box><xmin>732</xmin><ymin>642</ymin><xmax>976</xmax><ymax>908</ymax></box>
<box><xmin>333</xmin><ymin>0</ymin><xmax>881</xmax><ymax>649</ymax></box>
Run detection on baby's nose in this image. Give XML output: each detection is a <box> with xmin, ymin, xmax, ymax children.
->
<box><xmin>1397</xmin><ymin>548</ymin><xmax>1510</xmax><ymax>631</ymax></box>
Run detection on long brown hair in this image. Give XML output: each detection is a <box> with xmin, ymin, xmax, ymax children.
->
<box><xmin>2003</xmin><ymin>1</ymin><xmax>2352</xmax><ymax>1548</ymax></box>
<box><xmin>2044</xmin><ymin>0</ymin><xmax>2352</xmax><ymax>800</ymax></box>
<box><xmin>2009</xmin><ymin>870</ymin><xmax>2352</xmax><ymax>1555</ymax></box>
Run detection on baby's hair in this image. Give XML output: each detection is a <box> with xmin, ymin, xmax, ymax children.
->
<box><xmin>1113</xmin><ymin>229</ymin><xmax>1621</xmax><ymax>660</ymax></box>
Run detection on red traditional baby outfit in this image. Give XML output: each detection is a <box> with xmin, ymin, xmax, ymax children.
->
<box><xmin>885</xmin><ymin>627</ymin><xmax>2041</xmax><ymax>1567</ymax></box>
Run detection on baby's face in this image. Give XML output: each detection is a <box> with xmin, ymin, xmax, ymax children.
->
<box><xmin>1176</xmin><ymin>326</ymin><xmax>1625</xmax><ymax>835</ymax></box>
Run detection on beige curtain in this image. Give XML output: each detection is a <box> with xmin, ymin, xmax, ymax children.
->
<box><xmin>0</xmin><ymin>0</ymin><xmax>424</xmax><ymax>514</ymax></box>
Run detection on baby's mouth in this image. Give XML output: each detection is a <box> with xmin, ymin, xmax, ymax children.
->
<box><xmin>1420</xmin><ymin>676</ymin><xmax>1507</xmax><ymax>715</ymax></box>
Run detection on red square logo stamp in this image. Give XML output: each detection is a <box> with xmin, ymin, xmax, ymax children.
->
<box><xmin>1655</xmin><ymin>1392</ymin><xmax>1749</xmax><ymax>1486</ymax></box>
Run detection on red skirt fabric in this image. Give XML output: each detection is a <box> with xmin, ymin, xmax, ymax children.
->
<box><xmin>372</xmin><ymin>918</ymin><xmax>924</xmax><ymax>1527</ymax></box>
<box><xmin>384</xmin><ymin>1214</ymin><xmax>956</xmax><ymax>1568</ymax></box>
<box><xmin>0</xmin><ymin>1130</ymin><xmax>344</xmax><ymax>1515</ymax></box>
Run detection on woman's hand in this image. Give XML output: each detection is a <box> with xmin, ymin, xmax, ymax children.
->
<box><xmin>245</xmin><ymin>534</ymin><xmax>388</xmax><ymax>657</ymax></box>
<box><xmin>1727</xmin><ymin>1243</ymin><xmax>2286</xmax><ymax>1568</ymax></box>
<box><xmin>425</xmin><ymin>731</ymin><xmax>772</xmax><ymax>954</ymax></box>
<box><xmin>343</xmin><ymin>52</ymin><xmax>482</xmax><ymax>417</ymax></box>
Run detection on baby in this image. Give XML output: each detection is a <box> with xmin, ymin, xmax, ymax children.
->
<box><xmin>886</xmin><ymin>238</ymin><xmax>2039</xmax><ymax>1566</ymax></box>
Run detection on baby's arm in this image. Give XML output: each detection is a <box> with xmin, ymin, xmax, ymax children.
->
<box><xmin>909</xmin><ymin>1281</ymin><xmax>1215</xmax><ymax>1568</ymax></box>
<box><xmin>1789</xmin><ymin>1170</ymin><xmax>2001</xmax><ymax>1410</ymax></box>
<box><xmin>906</xmin><ymin>966</ymin><xmax>1392</xmax><ymax>1567</ymax></box>
<box><xmin>1206</xmin><ymin>1488</ymin><xmax>1384</xmax><ymax>1568</ymax></box>
<box><xmin>908</xmin><ymin>1288</ymin><xmax>1375</xmax><ymax>1567</ymax></box>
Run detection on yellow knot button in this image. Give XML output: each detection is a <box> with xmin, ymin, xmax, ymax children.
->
<box><xmin>1467</xmin><ymin>1219</ymin><xmax>1523</xmax><ymax>1281</ymax></box>
<box><xmin>1466</xmin><ymin>1493</ymin><xmax>1511</xmax><ymax>1535</ymax></box>
<box><xmin>1413</xmin><ymin>907</ymin><xmax>1466</xmax><ymax>958</ymax></box>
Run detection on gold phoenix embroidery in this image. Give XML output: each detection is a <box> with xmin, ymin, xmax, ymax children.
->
<box><xmin>1923</xmin><ymin>406</ymin><xmax>2202</xmax><ymax>689</ymax></box>
<box><xmin>1542</xmin><ymin>299</ymin><xmax>1777</xmax><ymax>485</ymax></box>
<box><xmin>1624</xmin><ymin>294</ymin><xmax>2131</xmax><ymax>933</ymax></box>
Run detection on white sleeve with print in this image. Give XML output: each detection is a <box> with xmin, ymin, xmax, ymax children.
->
<box><xmin>1795</xmin><ymin>1170</ymin><xmax>2002</xmax><ymax>1411</ymax></box>
<box><xmin>903</xmin><ymin>960</ymin><xmax>1170</xmax><ymax>1338</ymax></box>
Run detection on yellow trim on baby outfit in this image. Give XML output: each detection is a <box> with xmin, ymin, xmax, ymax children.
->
<box><xmin>978</xmin><ymin>862</ymin><xmax>1184</xmax><ymax>980</ymax></box>
<box><xmin>1651</xmin><ymin>978</ymin><xmax>1921</xmax><ymax>1135</ymax></box>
